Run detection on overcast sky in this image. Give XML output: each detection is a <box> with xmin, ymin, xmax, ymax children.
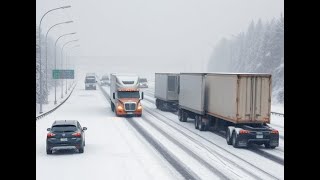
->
<box><xmin>36</xmin><ymin>0</ymin><xmax>283</xmax><ymax>76</ymax></box>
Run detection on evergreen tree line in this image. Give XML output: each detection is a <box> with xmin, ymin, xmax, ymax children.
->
<box><xmin>207</xmin><ymin>15</ymin><xmax>284</xmax><ymax>104</ymax></box>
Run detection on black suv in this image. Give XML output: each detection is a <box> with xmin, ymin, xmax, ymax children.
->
<box><xmin>46</xmin><ymin>120</ymin><xmax>87</xmax><ymax>154</ymax></box>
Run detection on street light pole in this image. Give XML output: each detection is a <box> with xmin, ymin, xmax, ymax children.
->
<box><xmin>65</xmin><ymin>45</ymin><xmax>80</xmax><ymax>90</ymax></box>
<box><xmin>38</xmin><ymin>5</ymin><xmax>71</xmax><ymax>114</ymax></box>
<box><xmin>61</xmin><ymin>40</ymin><xmax>79</xmax><ymax>95</ymax></box>
<box><xmin>53</xmin><ymin>32</ymin><xmax>76</xmax><ymax>104</ymax></box>
<box><xmin>45</xmin><ymin>21</ymin><xmax>73</xmax><ymax>95</ymax></box>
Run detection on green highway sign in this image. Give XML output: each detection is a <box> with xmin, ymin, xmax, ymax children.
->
<box><xmin>52</xmin><ymin>69</ymin><xmax>74</xmax><ymax>79</ymax></box>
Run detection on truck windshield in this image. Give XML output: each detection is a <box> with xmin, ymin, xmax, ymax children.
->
<box><xmin>118</xmin><ymin>91</ymin><xmax>140</xmax><ymax>98</ymax></box>
<box><xmin>139</xmin><ymin>79</ymin><xmax>147</xmax><ymax>82</ymax></box>
<box><xmin>85</xmin><ymin>78</ymin><xmax>96</xmax><ymax>83</ymax></box>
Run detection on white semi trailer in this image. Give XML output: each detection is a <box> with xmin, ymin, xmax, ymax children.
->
<box><xmin>177</xmin><ymin>73</ymin><xmax>279</xmax><ymax>148</ymax></box>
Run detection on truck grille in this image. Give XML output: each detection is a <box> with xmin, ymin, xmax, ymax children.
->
<box><xmin>124</xmin><ymin>102</ymin><xmax>136</xmax><ymax>111</ymax></box>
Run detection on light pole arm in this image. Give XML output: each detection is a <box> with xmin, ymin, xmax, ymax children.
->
<box><xmin>39</xmin><ymin>6</ymin><xmax>71</xmax><ymax>29</ymax></box>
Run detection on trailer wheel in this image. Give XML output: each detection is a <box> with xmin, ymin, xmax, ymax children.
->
<box><xmin>155</xmin><ymin>99</ymin><xmax>159</xmax><ymax>109</ymax></box>
<box><xmin>178</xmin><ymin>109</ymin><xmax>183</xmax><ymax>122</ymax></box>
<box><xmin>226</xmin><ymin>128</ymin><xmax>232</xmax><ymax>145</ymax></box>
<box><xmin>194</xmin><ymin>115</ymin><xmax>199</xmax><ymax>129</ymax></box>
<box><xmin>198</xmin><ymin>116</ymin><xmax>205</xmax><ymax>131</ymax></box>
<box><xmin>182</xmin><ymin>110</ymin><xmax>188</xmax><ymax>122</ymax></box>
<box><xmin>159</xmin><ymin>100</ymin><xmax>164</xmax><ymax>111</ymax></box>
<box><xmin>232</xmin><ymin>132</ymin><xmax>239</xmax><ymax>148</ymax></box>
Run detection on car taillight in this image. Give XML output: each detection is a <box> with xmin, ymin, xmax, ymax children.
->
<box><xmin>47</xmin><ymin>133</ymin><xmax>55</xmax><ymax>137</ymax></box>
<box><xmin>271</xmin><ymin>130</ymin><xmax>279</xmax><ymax>134</ymax></box>
<box><xmin>239</xmin><ymin>130</ymin><xmax>249</xmax><ymax>134</ymax></box>
<box><xmin>72</xmin><ymin>132</ymin><xmax>81</xmax><ymax>137</ymax></box>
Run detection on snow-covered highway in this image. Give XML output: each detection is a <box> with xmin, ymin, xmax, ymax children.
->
<box><xmin>36</xmin><ymin>83</ymin><xmax>284</xmax><ymax>180</ymax></box>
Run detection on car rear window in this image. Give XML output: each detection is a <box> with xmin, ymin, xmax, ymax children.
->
<box><xmin>52</xmin><ymin>125</ymin><xmax>77</xmax><ymax>132</ymax></box>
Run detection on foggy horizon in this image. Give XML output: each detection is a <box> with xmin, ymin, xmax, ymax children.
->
<box><xmin>37</xmin><ymin>0</ymin><xmax>283</xmax><ymax>73</ymax></box>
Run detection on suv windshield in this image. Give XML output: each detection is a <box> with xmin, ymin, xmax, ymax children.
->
<box><xmin>85</xmin><ymin>78</ymin><xmax>96</xmax><ymax>83</ymax></box>
<box><xmin>118</xmin><ymin>91</ymin><xmax>140</xmax><ymax>98</ymax></box>
<box><xmin>52</xmin><ymin>125</ymin><xmax>77</xmax><ymax>132</ymax></box>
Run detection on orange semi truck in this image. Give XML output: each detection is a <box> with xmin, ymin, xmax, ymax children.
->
<box><xmin>110</xmin><ymin>73</ymin><xmax>144</xmax><ymax>117</ymax></box>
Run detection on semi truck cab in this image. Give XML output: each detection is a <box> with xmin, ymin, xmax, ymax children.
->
<box><xmin>110</xmin><ymin>74</ymin><xmax>144</xmax><ymax>117</ymax></box>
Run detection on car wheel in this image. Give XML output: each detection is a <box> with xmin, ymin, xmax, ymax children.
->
<box><xmin>46</xmin><ymin>148</ymin><xmax>52</xmax><ymax>155</ymax></box>
<box><xmin>264</xmin><ymin>143</ymin><xmax>276</xmax><ymax>149</ymax></box>
<box><xmin>79</xmin><ymin>146</ymin><xmax>84</xmax><ymax>153</ymax></box>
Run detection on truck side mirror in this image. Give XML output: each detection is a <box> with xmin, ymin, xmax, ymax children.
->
<box><xmin>113</xmin><ymin>92</ymin><xmax>115</xmax><ymax>99</ymax></box>
<box><xmin>141</xmin><ymin>92</ymin><xmax>144</xmax><ymax>100</ymax></box>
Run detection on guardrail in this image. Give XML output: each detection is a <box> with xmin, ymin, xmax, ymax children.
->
<box><xmin>271</xmin><ymin>111</ymin><xmax>284</xmax><ymax>117</ymax></box>
<box><xmin>36</xmin><ymin>83</ymin><xmax>77</xmax><ymax>121</ymax></box>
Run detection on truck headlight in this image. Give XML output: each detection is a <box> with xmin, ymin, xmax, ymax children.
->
<box><xmin>117</xmin><ymin>103</ymin><xmax>124</xmax><ymax>110</ymax></box>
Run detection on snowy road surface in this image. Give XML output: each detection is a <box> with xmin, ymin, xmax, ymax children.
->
<box><xmin>36</xmin><ymin>84</ymin><xmax>179</xmax><ymax>180</ymax></box>
<box><xmin>37</xmin><ymin>83</ymin><xmax>284</xmax><ymax>180</ymax></box>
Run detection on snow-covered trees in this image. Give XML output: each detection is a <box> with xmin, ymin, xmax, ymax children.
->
<box><xmin>36</xmin><ymin>26</ymin><xmax>59</xmax><ymax>104</ymax></box>
<box><xmin>207</xmin><ymin>15</ymin><xmax>284</xmax><ymax>104</ymax></box>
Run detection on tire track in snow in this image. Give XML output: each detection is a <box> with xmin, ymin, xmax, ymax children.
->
<box><xmin>98</xmin><ymin>84</ymin><xmax>199</xmax><ymax>180</ymax></box>
<box><xmin>143</xmin><ymin>93</ymin><xmax>284</xmax><ymax>165</ymax></box>
<box><xmin>138</xmin><ymin>113</ymin><xmax>231</xmax><ymax>180</ymax></box>
<box><xmin>142</xmin><ymin>105</ymin><xmax>279</xmax><ymax>180</ymax></box>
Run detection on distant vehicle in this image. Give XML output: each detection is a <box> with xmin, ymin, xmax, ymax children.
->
<box><xmin>100</xmin><ymin>75</ymin><xmax>109</xmax><ymax>86</ymax></box>
<box><xmin>138</xmin><ymin>78</ymin><xmax>148</xmax><ymax>88</ymax></box>
<box><xmin>110</xmin><ymin>73</ymin><xmax>144</xmax><ymax>117</ymax></box>
<box><xmin>46</xmin><ymin>120</ymin><xmax>87</xmax><ymax>154</ymax></box>
<box><xmin>85</xmin><ymin>73</ymin><xmax>97</xmax><ymax>90</ymax></box>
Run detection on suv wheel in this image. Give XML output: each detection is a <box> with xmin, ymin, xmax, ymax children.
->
<box><xmin>46</xmin><ymin>148</ymin><xmax>52</xmax><ymax>154</ymax></box>
<box><xmin>79</xmin><ymin>146</ymin><xmax>84</xmax><ymax>153</ymax></box>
